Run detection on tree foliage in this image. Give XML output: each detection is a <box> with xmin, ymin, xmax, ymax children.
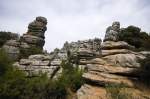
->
<box><xmin>0</xmin><ymin>31</ymin><xmax>19</xmax><ymax>47</ymax></box>
<box><xmin>139</xmin><ymin>56</ymin><xmax>150</xmax><ymax>86</ymax></box>
<box><xmin>118</xmin><ymin>26</ymin><xmax>150</xmax><ymax>50</ymax></box>
<box><xmin>0</xmin><ymin>49</ymin><xmax>83</xmax><ymax>99</ymax></box>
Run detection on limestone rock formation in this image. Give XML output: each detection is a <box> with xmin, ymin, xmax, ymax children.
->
<box><xmin>21</xmin><ymin>16</ymin><xmax>47</xmax><ymax>48</ymax></box>
<box><xmin>2</xmin><ymin>40</ymin><xmax>20</xmax><ymax>60</ymax></box>
<box><xmin>104</xmin><ymin>21</ymin><xmax>120</xmax><ymax>42</ymax></box>
<box><xmin>2</xmin><ymin>16</ymin><xmax>47</xmax><ymax>60</ymax></box>
<box><xmin>77</xmin><ymin>22</ymin><xmax>150</xmax><ymax>99</ymax></box>
<box><xmin>14</xmin><ymin>54</ymin><xmax>60</xmax><ymax>78</ymax></box>
<box><xmin>3</xmin><ymin>19</ymin><xmax>150</xmax><ymax>98</ymax></box>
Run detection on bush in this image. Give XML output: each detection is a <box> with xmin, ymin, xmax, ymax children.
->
<box><xmin>0</xmin><ymin>49</ymin><xmax>13</xmax><ymax>76</ymax></box>
<box><xmin>139</xmin><ymin>56</ymin><xmax>150</xmax><ymax>86</ymax></box>
<box><xmin>0</xmin><ymin>49</ymin><xmax>83</xmax><ymax>99</ymax></box>
<box><xmin>60</xmin><ymin>60</ymin><xmax>84</xmax><ymax>92</ymax></box>
<box><xmin>118</xmin><ymin>26</ymin><xmax>150</xmax><ymax>50</ymax></box>
<box><xmin>19</xmin><ymin>46</ymin><xmax>43</xmax><ymax>59</ymax></box>
<box><xmin>0</xmin><ymin>31</ymin><xmax>19</xmax><ymax>47</ymax></box>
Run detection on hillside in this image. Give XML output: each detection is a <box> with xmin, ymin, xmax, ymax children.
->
<box><xmin>0</xmin><ymin>17</ymin><xmax>150</xmax><ymax>99</ymax></box>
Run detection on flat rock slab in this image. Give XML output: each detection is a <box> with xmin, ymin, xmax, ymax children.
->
<box><xmin>101</xmin><ymin>41</ymin><xmax>134</xmax><ymax>50</ymax></box>
<box><xmin>83</xmin><ymin>72</ymin><xmax>135</xmax><ymax>87</ymax></box>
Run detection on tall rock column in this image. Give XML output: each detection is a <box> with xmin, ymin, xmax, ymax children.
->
<box><xmin>19</xmin><ymin>16</ymin><xmax>47</xmax><ymax>58</ymax></box>
<box><xmin>20</xmin><ymin>16</ymin><xmax>47</xmax><ymax>49</ymax></box>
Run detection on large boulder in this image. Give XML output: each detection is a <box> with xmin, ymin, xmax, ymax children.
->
<box><xmin>102</xmin><ymin>53</ymin><xmax>145</xmax><ymax>68</ymax></box>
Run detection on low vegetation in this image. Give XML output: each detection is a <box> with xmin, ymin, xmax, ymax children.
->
<box><xmin>0</xmin><ymin>31</ymin><xmax>19</xmax><ymax>47</ymax></box>
<box><xmin>0</xmin><ymin>49</ymin><xmax>83</xmax><ymax>99</ymax></box>
<box><xmin>19</xmin><ymin>46</ymin><xmax>43</xmax><ymax>59</ymax></box>
<box><xmin>105</xmin><ymin>83</ymin><xmax>132</xmax><ymax>99</ymax></box>
<box><xmin>139</xmin><ymin>56</ymin><xmax>150</xmax><ymax>86</ymax></box>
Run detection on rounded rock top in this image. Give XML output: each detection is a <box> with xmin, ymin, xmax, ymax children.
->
<box><xmin>112</xmin><ymin>21</ymin><xmax>120</xmax><ymax>26</ymax></box>
<box><xmin>36</xmin><ymin>16</ymin><xmax>47</xmax><ymax>25</ymax></box>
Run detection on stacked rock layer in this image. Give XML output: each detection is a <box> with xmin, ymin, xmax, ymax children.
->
<box><xmin>77</xmin><ymin>22</ymin><xmax>150</xmax><ymax>99</ymax></box>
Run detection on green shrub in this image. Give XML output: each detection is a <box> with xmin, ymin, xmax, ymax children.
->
<box><xmin>118</xmin><ymin>26</ymin><xmax>150</xmax><ymax>50</ymax></box>
<box><xmin>139</xmin><ymin>56</ymin><xmax>150</xmax><ymax>86</ymax></box>
<box><xmin>0</xmin><ymin>49</ymin><xmax>58</xmax><ymax>99</ymax></box>
<box><xmin>0</xmin><ymin>49</ymin><xmax>13</xmax><ymax>76</ymax></box>
<box><xmin>0</xmin><ymin>31</ymin><xmax>19</xmax><ymax>47</ymax></box>
<box><xmin>0</xmin><ymin>49</ymin><xmax>83</xmax><ymax>99</ymax></box>
<box><xmin>60</xmin><ymin>60</ymin><xmax>84</xmax><ymax>92</ymax></box>
<box><xmin>19</xmin><ymin>46</ymin><xmax>43</xmax><ymax>58</ymax></box>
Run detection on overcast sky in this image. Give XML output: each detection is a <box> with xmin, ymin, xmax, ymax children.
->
<box><xmin>0</xmin><ymin>0</ymin><xmax>150</xmax><ymax>52</ymax></box>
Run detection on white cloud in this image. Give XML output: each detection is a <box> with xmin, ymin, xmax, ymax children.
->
<box><xmin>0</xmin><ymin>0</ymin><xmax>150</xmax><ymax>52</ymax></box>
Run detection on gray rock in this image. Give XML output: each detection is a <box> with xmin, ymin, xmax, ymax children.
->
<box><xmin>104</xmin><ymin>21</ymin><xmax>120</xmax><ymax>41</ymax></box>
<box><xmin>20</xmin><ymin>59</ymin><xmax>31</xmax><ymax>65</ymax></box>
<box><xmin>21</xmin><ymin>35</ymin><xmax>45</xmax><ymax>47</ymax></box>
<box><xmin>101</xmin><ymin>49</ymin><xmax>132</xmax><ymax>56</ymax></box>
<box><xmin>50</xmin><ymin>59</ymin><xmax>62</xmax><ymax>66</ymax></box>
<box><xmin>101</xmin><ymin>41</ymin><xmax>134</xmax><ymax>50</ymax></box>
<box><xmin>102</xmin><ymin>53</ymin><xmax>145</xmax><ymax>68</ymax></box>
<box><xmin>14</xmin><ymin>54</ymin><xmax>60</xmax><ymax>77</ymax></box>
<box><xmin>2</xmin><ymin>40</ymin><xmax>20</xmax><ymax>60</ymax></box>
<box><xmin>19</xmin><ymin>16</ymin><xmax>47</xmax><ymax>56</ymax></box>
<box><xmin>29</xmin><ymin>54</ymin><xmax>51</xmax><ymax>60</ymax></box>
<box><xmin>139</xmin><ymin>51</ymin><xmax>150</xmax><ymax>56</ymax></box>
<box><xmin>30</xmin><ymin>60</ymin><xmax>50</xmax><ymax>66</ymax></box>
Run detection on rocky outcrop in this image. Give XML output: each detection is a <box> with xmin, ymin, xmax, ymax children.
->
<box><xmin>77</xmin><ymin>22</ymin><xmax>150</xmax><ymax>99</ymax></box>
<box><xmin>20</xmin><ymin>16</ymin><xmax>47</xmax><ymax>49</ymax></box>
<box><xmin>2</xmin><ymin>16</ymin><xmax>47</xmax><ymax>60</ymax></box>
<box><xmin>104</xmin><ymin>21</ymin><xmax>120</xmax><ymax>42</ymax></box>
<box><xmin>14</xmin><ymin>54</ymin><xmax>60</xmax><ymax>78</ymax></box>
<box><xmin>3</xmin><ymin>19</ymin><xmax>150</xmax><ymax>98</ymax></box>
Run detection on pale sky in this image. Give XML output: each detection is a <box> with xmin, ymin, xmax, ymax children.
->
<box><xmin>0</xmin><ymin>0</ymin><xmax>150</xmax><ymax>52</ymax></box>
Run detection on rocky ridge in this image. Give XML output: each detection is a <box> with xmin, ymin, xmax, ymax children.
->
<box><xmin>14</xmin><ymin>37</ymin><xmax>102</xmax><ymax>78</ymax></box>
<box><xmin>1</xmin><ymin>18</ymin><xmax>150</xmax><ymax>98</ymax></box>
<box><xmin>77</xmin><ymin>22</ymin><xmax>150</xmax><ymax>99</ymax></box>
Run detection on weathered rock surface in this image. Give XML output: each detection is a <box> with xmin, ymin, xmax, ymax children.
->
<box><xmin>21</xmin><ymin>16</ymin><xmax>47</xmax><ymax>48</ymax></box>
<box><xmin>2</xmin><ymin>16</ymin><xmax>47</xmax><ymax>60</ymax></box>
<box><xmin>101</xmin><ymin>41</ymin><xmax>134</xmax><ymax>50</ymax></box>
<box><xmin>104</xmin><ymin>21</ymin><xmax>120</xmax><ymax>41</ymax></box>
<box><xmin>3</xmin><ymin>20</ymin><xmax>150</xmax><ymax>98</ymax></box>
<box><xmin>14</xmin><ymin>54</ymin><xmax>60</xmax><ymax>77</ymax></box>
<box><xmin>102</xmin><ymin>53</ymin><xmax>145</xmax><ymax>68</ymax></box>
<box><xmin>2</xmin><ymin>40</ymin><xmax>20</xmax><ymax>60</ymax></box>
<box><xmin>77</xmin><ymin>22</ymin><xmax>150</xmax><ymax>99</ymax></box>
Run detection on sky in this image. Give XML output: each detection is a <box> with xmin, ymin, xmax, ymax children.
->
<box><xmin>0</xmin><ymin>0</ymin><xmax>150</xmax><ymax>52</ymax></box>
